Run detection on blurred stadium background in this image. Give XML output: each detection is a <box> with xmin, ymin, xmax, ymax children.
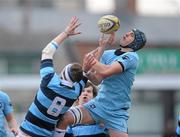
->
<box><xmin>0</xmin><ymin>0</ymin><xmax>180</xmax><ymax>137</ymax></box>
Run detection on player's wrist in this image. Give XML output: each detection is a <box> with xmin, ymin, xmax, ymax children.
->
<box><xmin>64</xmin><ymin>30</ymin><xmax>70</xmax><ymax>37</ymax></box>
<box><xmin>83</xmin><ymin>71</ymin><xmax>91</xmax><ymax>77</ymax></box>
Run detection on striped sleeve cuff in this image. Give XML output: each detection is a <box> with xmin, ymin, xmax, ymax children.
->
<box><xmin>51</xmin><ymin>41</ymin><xmax>59</xmax><ymax>49</ymax></box>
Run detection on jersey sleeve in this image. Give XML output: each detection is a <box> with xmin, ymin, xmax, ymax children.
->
<box><xmin>40</xmin><ymin>41</ymin><xmax>59</xmax><ymax>78</ymax></box>
<box><xmin>40</xmin><ymin>59</ymin><xmax>55</xmax><ymax>78</ymax></box>
<box><xmin>116</xmin><ymin>53</ymin><xmax>138</xmax><ymax>71</ymax></box>
<box><xmin>2</xmin><ymin>93</ymin><xmax>13</xmax><ymax>116</ymax></box>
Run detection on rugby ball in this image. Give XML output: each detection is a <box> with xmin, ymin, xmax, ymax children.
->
<box><xmin>97</xmin><ymin>15</ymin><xmax>120</xmax><ymax>34</ymax></box>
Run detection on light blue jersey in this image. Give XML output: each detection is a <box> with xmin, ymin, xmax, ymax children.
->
<box><xmin>20</xmin><ymin>59</ymin><xmax>87</xmax><ymax>137</ymax></box>
<box><xmin>96</xmin><ymin>49</ymin><xmax>138</xmax><ymax>110</ymax></box>
<box><xmin>0</xmin><ymin>91</ymin><xmax>13</xmax><ymax>137</ymax></box>
<box><xmin>84</xmin><ymin>49</ymin><xmax>139</xmax><ymax>132</ymax></box>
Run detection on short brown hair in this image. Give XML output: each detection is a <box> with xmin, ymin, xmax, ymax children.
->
<box><xmin>85</xmin><ymin>81</ymin><xmax>97</xmax><ymax>97</ymax></box>
<box><xmin>61</xmin><ymin>63</ymin><xmax>83</xmax><ymax>83</ymax></box>
<box><xmin>70</xmin><ymin>63</ymin><xmax>83</xmax><ymax>82</ymax></box>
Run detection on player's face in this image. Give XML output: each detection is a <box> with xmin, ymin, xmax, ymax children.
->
<box><xmin>78</xmin><ymin>86</ymin><xmax>94</xmax><ymax>105</ymax></box>
<box><xmin>119</xmin><ymin>31</ymin><xmax>135</xmax><ymax>47</ymax></box>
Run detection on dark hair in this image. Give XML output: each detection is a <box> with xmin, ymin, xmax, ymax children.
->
<box><xmin>85</xmin><ymin>81</ymin><xmax>97</xmax><ymax>97</ymax></box>
<box><xmin>70</xmin><ymin>63</ymin><xmax>83</xmax><ymax>82</ymax></box>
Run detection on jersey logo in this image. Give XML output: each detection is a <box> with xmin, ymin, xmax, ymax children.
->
<box><xmin>89</xmin><ymin>104</ymin><xmax>96</xmax><ymax>109</ymax></box>
<box><xmin>122</xmin><ymin>55</ymin><xmax>129</xmax><ymax>60</ymax></box>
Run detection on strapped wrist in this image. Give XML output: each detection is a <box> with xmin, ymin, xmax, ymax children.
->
<box><xmin>83</xmin><ymin>71</ymin><xmax>91</xmax><ymax>77</ymax></box>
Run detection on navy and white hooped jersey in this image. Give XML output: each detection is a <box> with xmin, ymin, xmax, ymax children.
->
<box><xmin>20</xmin><ymin>59</ymin><xmax>87</xmax><ymax>137</ymax></box>
<box><xmin>65</xmin><ymin>124</ymin><xmax>109</xmax><ymax>137</ymax></box>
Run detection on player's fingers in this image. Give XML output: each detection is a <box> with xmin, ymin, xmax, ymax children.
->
<box><xmin>108</xmin><ymin>32</ymin><xmax>115</xmax><ymax>44</ymax></box>
<box><xmin>11</xmin><ymin>129</ymin><xmax>18</xmax><ymax>136</ymax></box>
<box><xmin>70</xmin><ymin>32</ymin><xmax>81</xmax><ymax>36</ymax></box>
<box><xmin>88</xmin><ymin>55</ymin><xmax>97</xmax><ymax>65</ymax></box>
<box><xmin>87</xmin><ymin>56</ymin><xmax>94</xmax><ymax>63</ymax></box>
<box><xmin>108</xmin><ymin>35</ymin><xmax>113</xmax><ymax>42</ymax></box>
<box><xmin>68</xmin><ymin>22</ymin><xmax>81</xmax><ymax>34</ymax></box>
<box><xmin>89</xmin><ymin>59</ymin><xmax>96</xmax><ymax>66</ymax></box>
<box><xmin>110</xmin><ymin>32</ymin><xmax>115</xmax><ymax>40</ymax></box>
<box><xmin>69</xmin><ymin>16</ymin><xmax>76</xmax><ymax>26</ymax></box>
<box><xmin>71</xmin><ymin>16</ymin><xmax>79</xmax><ymax>26</ymax></box>
<box><xmin>100</xmin><ymin>33</ymin><xmax>104</xmax><ymax>40</ymax></box>
<box><xmin>83</xmin><ymin>56</ymin><xmax>96</xmax><ymax>70</ymax></box>
<box><xmin>71</xmin><ymin>23</ymin><xmax>81</xmax><ymax>30</ymax></box>
<box><xmin>85</xmin><ymin>53</ymin><xmax>94</xmax><ymax>61</ymax></box>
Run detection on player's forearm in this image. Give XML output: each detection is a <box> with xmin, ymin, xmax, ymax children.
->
<box><xmin>85</xmin><ymin>71</ymin><xmax>102</xmax><ymax>85</ymax></box>
<box><xmin>42</xmin><ymin>16</ymin><xmax>81</xmax><ymax>60</ymax></box>
<box><xmin>6</xmin><ymin>114</ymin><xmax>18</xmax><ymax>132</ymax></box>
<box><xmin>41</xmin><ymin>32</ymin><xmax>68</xmax><ymax>60</ymax></box>
<box><xmin>89</xmin><ymin>46</ymin><xmax>106</xmax><ymax>61</ymax></box>
<box><xmin>8</xmin><ymin>118</ymin><xmax>18</xmax><ymax>136</ymax></box>
<box><xmin>8</xmin><ymin>118</ymin><xmax>18</xmax><ymax>129</ymax></box>
<box><xmin>53</xmin><ymin>31</ymin><xmax>68</xmax><ymax>46</ymax></box>
<box><xmin>84</xmin><ymin>62</ymin><xmax>108</xmax><ymax>85</ymax></box>
<box><xmin>91</xmin><ymin>62</ymin><xmax>112</xmax><ymax>79</ymax></box>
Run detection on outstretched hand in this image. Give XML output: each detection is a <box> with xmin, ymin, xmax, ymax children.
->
<box><xmin>64</xmin><ymin>16</ymin><xmax>81</xmax><ymax>36</ymax></box>
<box><xmin>99</xmin><ymin>32</ymin><xmax>115</xmax><ymax>47</ymax></box>
<box><xmin>83</xmin><ymin>53</ymin><xmax>97</xmax><ymax>73</ymax></box>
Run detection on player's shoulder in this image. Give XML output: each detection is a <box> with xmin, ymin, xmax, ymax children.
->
<box><xmin>0</xmin><ymin>91</ymin><xmax>9</xmax><ymax>101</ymax></box>
<box><xmin>103</xmin><ymin>49</ymin><xmax>116</xmax><ymax>58</ymax></box>
<box><xmin>0</xmin><ymin>90</ymin><xmax>8</xmax><ymax>97</ymax></box>
<box><xmin>124</xmin><ymin>51</ymin><xmax>139</xmax><ymax>60</ymax></box>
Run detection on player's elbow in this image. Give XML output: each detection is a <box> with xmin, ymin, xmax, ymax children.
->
<box><xmin>42</xmin><ymin>46</ymin><xmax>51</xmax><ymax>55</ymax></box>
<box><xmin>41</xmin><ymin>44</ymin><xmax>54</xmax><ymax>59</ymax></box>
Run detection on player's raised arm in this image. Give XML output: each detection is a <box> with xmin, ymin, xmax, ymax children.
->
<box><xmin>89</xmin><ymin>15</ymin><xmax>119</xmax><ymax>61</ymax></box>
<box><xmin>83</xmin><ymin>52</ymin><xmax>123</xmax><ymax>85</ymax></box>
<box><xmin>83</xmin><ymin>53</ymin><xmax>103</xmax><ymax>85</ymax></box>
<box><xmin>88</xmin><ymin>32</ymin><xmax>115</xmax><ymax>61</ymax></box>
<box><xmin>83</xmin><ymin>33</ymin><xmax>116</xmax><ymax>85</ymax></box>
<box><xmin>41</xmin><ymin>16</ymin><xmax>81</xmax><ymax>60</ymax></box>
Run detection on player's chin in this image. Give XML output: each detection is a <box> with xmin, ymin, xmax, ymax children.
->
<box><xmin>82</xmin><ymin>99</ymin><xmax>89</xmax><ymax>104</ymax></box>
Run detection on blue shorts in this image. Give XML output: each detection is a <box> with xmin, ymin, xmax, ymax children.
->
<box><xmin>83</xmin><ymin>99</ymin><xmax>129</xmax><ymax>133</ymax></box>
